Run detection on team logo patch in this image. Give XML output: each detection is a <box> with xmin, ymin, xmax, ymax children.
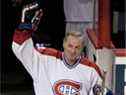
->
<box><xmin>53</xmin><ymin>79</ymin><xmax>82</xmax><ymax>95</ymax></box>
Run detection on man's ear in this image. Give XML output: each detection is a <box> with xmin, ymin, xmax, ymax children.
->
<box><xmin>63</xmin><ymin>41</ymin><xmax>66</xmax><ymax>49</ymax></box>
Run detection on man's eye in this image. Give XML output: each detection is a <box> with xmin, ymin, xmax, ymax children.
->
<box><xmin>68</xmin><ymin>44</ymin><xmax>73</xmax><ymax>48</ymax></box>
<box><xmin>75</xmin><ymin>46</ymin><xmax>81</xmax><ymax>49</ymax></box>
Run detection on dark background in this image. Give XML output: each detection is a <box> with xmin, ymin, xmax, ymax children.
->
<box><xmin>1</xmin><ymin>0</ymin><xmax>66</xmax><ymax>94</ymax></box>
<box><xmin>1</xmin><ymin>0</ymin><xmax>125</xmax><ymax>94</ymax></box>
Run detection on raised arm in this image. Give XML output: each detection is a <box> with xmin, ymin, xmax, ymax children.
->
<box><xmin>12</xmin><ymin>2</ymin><xmax>43</xmax><ymax>78</ymax></box>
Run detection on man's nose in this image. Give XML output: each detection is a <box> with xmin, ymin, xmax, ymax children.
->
<box><xmin>71</xmin><ymin>48</ymin><xmax>76</xmax><ymax>54</ymax></box>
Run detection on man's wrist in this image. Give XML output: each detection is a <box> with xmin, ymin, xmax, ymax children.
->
<box><xmin>18</xmin><ymin>23</ymin><xmax>32</xmax><ymax>30</ymax></box>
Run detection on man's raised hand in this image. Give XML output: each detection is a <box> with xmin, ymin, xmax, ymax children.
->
<box><xmin>20</xmin><ymin>2</ymin><xmax>43</xmax><ymax>31</ymax></box>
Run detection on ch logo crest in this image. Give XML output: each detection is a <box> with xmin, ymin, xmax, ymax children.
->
<box><xmin>53</xmin><ymin>79</ymin><xmax>81</xmax><ymax>95</ymax></box>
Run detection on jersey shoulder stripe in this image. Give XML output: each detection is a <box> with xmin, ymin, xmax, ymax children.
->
<box><xmin>36</xmin><ymin>47</ymin><xmax>62</xmax><ymax>59</ymax></box>
<box><xmin>80</xmin><ymin>57</ymin><xmax>103</xmax><ymax>78</ymax></box>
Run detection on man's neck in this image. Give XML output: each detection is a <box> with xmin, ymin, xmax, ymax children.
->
<box><xmin>63</xmin><ymin>54</ymin><xmax>80</xmax><ymax>65</ymax></box>
<box><xmin>67</xmin><ymin>58</ymin><xmax>76</xmax><ymax>65</ymax></box>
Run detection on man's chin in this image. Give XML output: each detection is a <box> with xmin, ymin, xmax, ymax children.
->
<box><xmin>66</xmin><ymin>55</ymin><xmax>77</xmax><ymax>61</ymax></box>
<box><xmin>70</xmin><ymin>57</ymin><xmax>77</xmax><ymax>61</ymax></box>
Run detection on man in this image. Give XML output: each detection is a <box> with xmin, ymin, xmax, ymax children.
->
<box><xmin>12</xmin><ymin>3</ymin><xmax>103</xmax><ymax>95</ymax></box>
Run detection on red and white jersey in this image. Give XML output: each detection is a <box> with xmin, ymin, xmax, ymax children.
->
<box><xmin>12</xmin><ymin>29</ymin><xmax>103</xmax><ymax>95</ymax></box>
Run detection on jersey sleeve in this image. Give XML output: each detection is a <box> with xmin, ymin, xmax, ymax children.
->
<box><xmin>12</xmin><ymin>29</ymin><xmax>44</xmax><ymax>80</ymax></box>
<box><xmin>12</xmin><ymin>29</ymin><xmax>62</xmax><ymax>81</ymax></box>
<box><xmin>89</xmin><ymin>68</ymin><xmax>103</xmax><ymax>95</ymax></box>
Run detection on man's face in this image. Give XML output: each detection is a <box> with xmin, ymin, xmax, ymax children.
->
<box><xmin>63</xmin><ymin>35</ymin><xmax>83</xmax><ymax>64</ymax></box>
